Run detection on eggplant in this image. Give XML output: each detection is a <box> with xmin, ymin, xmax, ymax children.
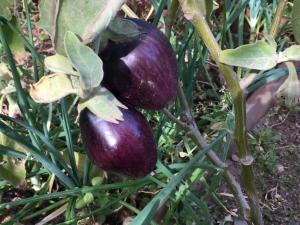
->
<box><xmin>79</xmin><ymin>107</ymin><xmax>157</xmax><ymax>178</ymax></box>
<box><xmin>100</xmin><ymin>18</ymin><xmax>178</xmax><ymax>110</ymax></box>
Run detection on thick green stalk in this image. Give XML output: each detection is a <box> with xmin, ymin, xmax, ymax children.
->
<box><xmin>178</xmin><ymin>1</ymin><xmax>263</xmax><ymax>224</ymax></box>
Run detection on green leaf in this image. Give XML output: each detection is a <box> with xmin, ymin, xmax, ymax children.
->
<box><xmin>292</xmin><ymin>0</ymin><xmax>300</xmax><ymax>44</ymax></box>
<box><xmin>64</xmin><ymin>31</ymin><xmax>103</xmax><ymax>90</ymax></box>
<box><xmin>29</xmin><ymin>73</ymin><xmax>77</xmax><ymax>103</ymax></box>
<box><xmin>78</xmin><ymin>86</ymin><xmax>127</xmax><ymax>123</ymax></box>
<box><xmin>37</xmin><ymin>0</ymin><xmax>60</xmax><ymax>47</ymax></box>
<box><xmin>278</xmin><ymin>45</ymin><xmax>300</xmax><ymax>62</ymax></box>
<box><xmin>37</xmin><ymin>0</ymin><xmax>124</xmax><ymax>54</ymax></box>
<box><xmin>219</xmin><ymin>41</ymin><xmax>278</xmax><ymax>70</ymax></box>
<box><xmin>106</xmin><ymin>18</ymin><xmax>143</xmax><ymax>42</ymax></box>
<box><xmin>44</xmin><ymin>54</ymin><xmax>77</xmax><ymax>75</ymax></box>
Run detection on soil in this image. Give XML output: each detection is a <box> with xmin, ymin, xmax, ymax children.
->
<box><xmin>254</xmin><ymin>106</ymin><xmax>300</xmax><ymax>225</ymax></box>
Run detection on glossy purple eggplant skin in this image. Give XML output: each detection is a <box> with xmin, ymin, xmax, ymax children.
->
<box><xmin>79</xmin><ymin>107</ymin><xmax>157</xmax><ymax>178</ymax></box>
<box><xmin>100</xmin><ymin>18</ymin><xmax>178</xmax><ymax>110</ymax></box>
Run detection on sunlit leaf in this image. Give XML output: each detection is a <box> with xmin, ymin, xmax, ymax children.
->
<box><xmin>219</xmin><ymin>41</ymin><xmax>278</xmax><ymax>70</ymax></box>
<box><xmin>30</xmin><ymin>73</ymin><xmax>77</xmax><ymax>103</ymax></box>
<box><xmin>45</xmin><ymin>54</ymin><xmax>77</xmax><ymax>75</ymax></box>
<box><xmin>278</xmin><ymin>45</ymin><xmax>300</xmax><ymax>62</ymax></box>
<box><xmin>78</xmin><ymin>86</ymin><xmax>127</xmax><ymax>123</ymax></box>
<box><xmin>64</xmin><ymin>31</ymin><xmax>103</xmax><ymax>90</ymax></box>
<box><xmin>38</xmin><ymin>0</ymin><xmax>125</xmax><ymax>54</ymax></box>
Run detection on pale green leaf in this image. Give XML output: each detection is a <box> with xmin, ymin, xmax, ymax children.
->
<box><xmin>44</xmin><ymin>54</ymin><xmax>77</xmax><ymax>75</ymax></box>
<box><xmin>37</xmin><ymin>0</ymin><xmax>59</xmax><ymax>45</ymax></box>
<box><xmin>29</xmin><ymin>73</ymin><xmax>77</xmax><ymax>103</ymax></box>
<box><xmin>292</xmin><ymin>0</ymin><xmax>300</xmax><ymax>44</ymax></box>
<box><xmin>278</xmin><ymin>45</ymin><xmax>300</xmax><ymax>62</ymax></box>
<box><xmin>78</xmin><ymin>87</ymin><xmax>127</xmax><ymax>123</ymax></box>
<box><xmin>219</xmin><ymin>41</ymin><xmax>278</xmax><ymax>70</ymax></box>
<box><xmin>64</xmin><ymin>31</ymin><xmax>103</xmax><ymax>90</ymax></box>
<box><xmin>82</xmin><ymin>0</ymin><xmax>126</xmax><ymax>43</ymax></box>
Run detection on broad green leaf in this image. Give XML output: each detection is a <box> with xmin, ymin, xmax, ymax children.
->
<box><xmin>78</xmin><ymin>87</ymin><xmax>127</xmax><ymax>123</ymax></box>
<box><xmin>45</xmin><ymin>54</ymin><xmax>77</xmax><ymax>75</ymax></box>
<box><xmin>38</xmin><ymin>0</ymin><xmax>124</xmax><ymax>54</ymax></box>
<box><xmin>64</xmin><ymin>31</ymin><xmax>103</xmax><ymax>90</ymax></box>
<box><xmin>29</xmin><ymin>73</ymin><xmax>77</xmax><ymax>103</ymax></box>
<box><xmin>0</xmin><ymin>132</ymin><xmax>27</xmax><ymax>186</ymax></box>
<box><xmin>278</xmin><ymin>45</ymin><xmax>300</xmax><ymax>62</ymax></box>
<box><xmin>82</xmin><ymin>0</ymin><xmax>126</xmax><ymax>43</ymax></box>
<box><xmin>292</xmin><ymin>0</ymin><xmax>300</xmax><ymax>44</ymax></box>
<box><xmin>219</xmin><ymin>41</ymin><xmax>278</xmax><ymax>70</ymax></box>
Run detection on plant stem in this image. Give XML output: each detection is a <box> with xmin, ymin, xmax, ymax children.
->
<box><xmin>177</xmin><ymin>1</ymin><xmax>263</xmax><ymax>224</ymax></box>
<box><xmin>269</xmin><ymin>0</ymin><xmax>287</xmax><ymax>39</ymax></box>
<box><xmin>164</xmin><ymin>84</ymin><xmax>251</xmax><ymax>220</ymax></box>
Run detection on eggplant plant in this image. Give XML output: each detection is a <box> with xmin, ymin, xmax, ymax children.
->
<box><xmin>0</xmin><ymin>0</ymin><xmax>299</xmax><ymax>225</ymax></box>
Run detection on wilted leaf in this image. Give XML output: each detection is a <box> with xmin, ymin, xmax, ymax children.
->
<box><xmin>78</xmin><ymin>86</ymin><xmax>127</xmax><ymax>123</ymax></box>
<box><xmin>45</xmin><ymin>54</ymin><xmax>77</xmax><ymax>75</ymax></box>
<box><xmin>219</xmin><ymin>41</ymin><xmax>278</xmax><ymax>70</ymax></box>
<box><xmin>278</xmin><ymin>45</ymin><xmax>300</xmax><ymax>62</ymax></box>
<box><xmin>292</xmin><ymin>0</ymin><xmax>300</xmax><ymax>44</ymax></box>
<box><xmin>30</xmin><ymin>73</ymin><xmax>77</xmax><ymax>103</ymax></box>
<box><xmin>64</xmin><ymin>31</ymin><xmax>103</xmax><ymax>90</ymax></box>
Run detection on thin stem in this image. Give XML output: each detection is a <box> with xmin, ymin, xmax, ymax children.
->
<box><xmin>269</xmin><ymin>0</ymin><xmax>287</xmax><ymax>39</ymax></box>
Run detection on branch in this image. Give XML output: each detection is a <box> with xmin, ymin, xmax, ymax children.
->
<box><xmin>163</xmin><ymin>82</ymin><xmax>251</xmax><ymax>220</ymax></box>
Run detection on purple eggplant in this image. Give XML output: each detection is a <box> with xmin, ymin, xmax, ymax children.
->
<box><xmin>79</xmin><ymin>107</ymin><xmax>157</xmax><ymax>178</ymax></box>
<box><xmin>100</xmin><ymin>18</ymin><xmax>178</xmax><ymax>110</ymax></box>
